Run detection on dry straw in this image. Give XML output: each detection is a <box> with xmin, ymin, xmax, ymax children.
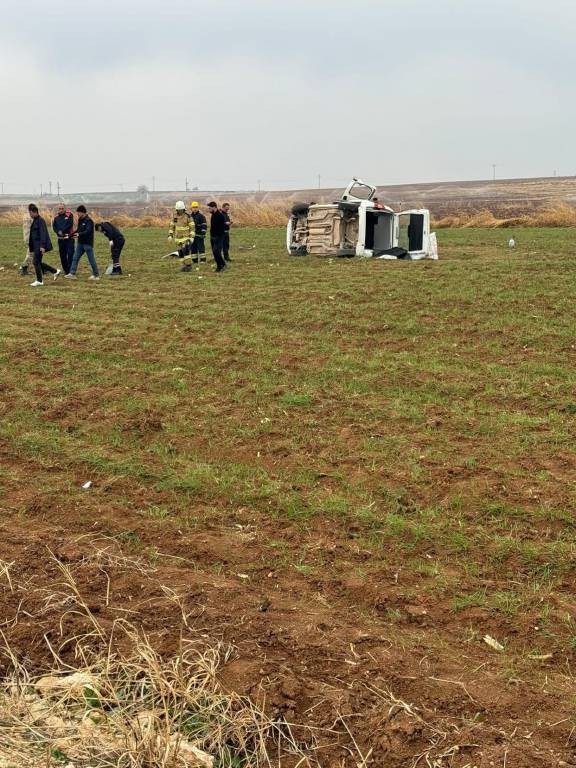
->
<box><xmin>4</xmin><ymin>201</ymin><xmax>576</xmax><ymax>229</ymax></box>
<box><xmin>0</xmin><ymin>543</ymin><xmax>316</xmax><ymax>768</ymax></box>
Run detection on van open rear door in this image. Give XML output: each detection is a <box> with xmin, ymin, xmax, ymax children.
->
<box><xmin>396</xmin><ymin>209</ymin><xmax>435</xmax><ymax>259</ymax></box>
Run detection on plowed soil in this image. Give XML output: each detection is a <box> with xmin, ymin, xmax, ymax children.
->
<box><xmin>0</xmin><ymin>225</ymin><xmax>575</xmax><ymax>767</ymax></box>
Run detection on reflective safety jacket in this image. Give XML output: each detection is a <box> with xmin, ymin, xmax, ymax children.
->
<box><xmin>168</xmin><ymin>211</ymin><xmax>194</xmax><ymax>245</ymax></box>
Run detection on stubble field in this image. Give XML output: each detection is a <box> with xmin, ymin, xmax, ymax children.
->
<box><xmin>0</xmin><ymin>225</ymin><xmax>575</xmax><ymax>767</ymax></box>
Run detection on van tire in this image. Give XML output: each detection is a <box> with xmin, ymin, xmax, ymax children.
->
<box><xmin>291</xmin><ymin>202</ymin><xmax>310</xmax><ymax>216</ymax></box>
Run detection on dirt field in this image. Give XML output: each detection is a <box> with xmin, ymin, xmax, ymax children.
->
<box><xmin>0</xmin><ymin>226</ymin><xmax>575</xmax><ymax>767</ymax></box>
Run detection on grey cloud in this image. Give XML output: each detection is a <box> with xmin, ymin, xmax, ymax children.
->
<box><xmin>0</xmin><ymin>0</ymin><xmax>574</xmax><ymax>192</ymax></box>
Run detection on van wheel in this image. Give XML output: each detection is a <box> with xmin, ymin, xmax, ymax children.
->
<box><xmin>291</xmin><ymin>202</ymin><xmax>310</xmax><ymax>216</ymax></box>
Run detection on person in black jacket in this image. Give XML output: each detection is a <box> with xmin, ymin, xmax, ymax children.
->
<box><xmin>207</xmin><ymin>202</ymin><xmax>227</xmax><ymax>273</ymax></box>
<box><xmin>52</xmin><ymin>204</ymin><xmax>75</xmax><ymax>274</ymax></box>
<box><xmin>27</xmin><ymin>204</ymin><xmax>60</xmax><ymax>287</ymax></box>
<box><xmin>67</xmin><ymin>205</ymin><xmax>100</xmax><ymax>280</ymax></box>
<box><xmin>189</xmin><ymin>202</ymin><xmax>207</xmax><ymax>266</ymax></box>
<box><xmin>96</xmin><ymin>221</ymin><xmax>125</xmax><ymax>275</ymax></box>
<box><xmin>222</xmin><ymin>202</ymin><xmax>232</xmax><ymax>262</ymax></box>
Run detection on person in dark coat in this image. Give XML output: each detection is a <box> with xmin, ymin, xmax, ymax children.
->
<box><xmin>52</xmin><ymin>204</ymin><xmax>75</xmax><ymax>274</ymax></box>
<box><xmin>222</xmin><ymin>202</ymin><xmax>233</xmax><ymax>262</ymax></box>
<box><xmin>96</xmin><ymin>221</ymin><xmax>125</xmax><ymax>275</ymax></box>
<box><xmin>207</xmin><ymin>202</ymin><xmax>227</xmax><ymax>273</ymax></box>
<box><xmin>67</xmin><ymin>205</ymin><xmax>99</xmax><ymax>280</ymax></box>
<box><xmin>189</xmin><ymin>202</ymin><xmax>207</xmax><ymax>264</ymax></box>
<box><xmin>28</xmin><ymin>204</ymin><xmax>60</xmax><ymax>287</ymax></box>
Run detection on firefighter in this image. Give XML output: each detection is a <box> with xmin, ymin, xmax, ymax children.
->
<box><xmin>190</xmin><ymin>202</ymin><xmax>207</xmax><ymax>263</ymax></box>
<box><xmin>167</xmin><ymin>200</ymin><xmax>195</xmax><ymax>272</ymax></box>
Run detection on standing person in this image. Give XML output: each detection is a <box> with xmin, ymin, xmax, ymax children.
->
<box><xmin>27</xmin><ymin>204</ymin><xmax>60</xmax><ymax>287</ymax></box>
<box><xmin>189</xmin><ymin>202</ymin><xmax>207</xmax><ymax>263</ymax></box>
<box><xmin>222</xmin><ymin>202</ymin><xmax>233</xmax><ymax>262</ymax></box>
<box><xmin>19</xmin><ymin>210</ymin><xmax>34</xmax><ymax>276</ymax></box>
<box><xmin>66</xmin><ymin>205</ymin><xmax>99</xmax><ymax>280</ymax></box>
<box><xmin>95</xmin><ymin>221</ymin><xmax>125</xmax><ymax>275</ymax></box>
<box><xmin>167</xmin><ymin>201</ymin><xmax>194</xmax><ymax>272</ymax></box>
<box><xmin>207</xmin><ymin>202</ymin><xmax>227</xmax><ymax>273</ymax></box>
<box><xmin>52</xmin><ymin>204</ymin><xmax>75</xmax><ymax>275</ymax></box>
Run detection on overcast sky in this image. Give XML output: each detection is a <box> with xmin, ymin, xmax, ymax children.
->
<box><xmin>0</xmin><ymin>0</ymin><xmax>574</xmax><ymax>193</ymax></box>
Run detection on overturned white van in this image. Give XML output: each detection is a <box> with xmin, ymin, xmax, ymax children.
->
<box><xmin>287</xmin><ymin>178</ymin><xmax>438</xmax><ymax>260</ymax></box>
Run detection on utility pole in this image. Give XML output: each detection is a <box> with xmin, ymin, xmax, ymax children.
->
<box><xmin>185</xmin><ymin>177</ymin><xmax>189</xmax><ymax>192</ymax></box>
<box><xmin>491</xmin><ymin>164</ymin><xmax>497</xmax><ymax>181</ymax></box>
<box><xmin>0</xmin><ymin>182</ymin><xmax>3</xmax><ymax>195</ymax></box>
<box><xmin>152</xmin><ymin>176</ymin><xmax>156</xmax><ymax>192</ymax></box>
<box><xmin>57</xmin><ymin>181</ymin><xmax>61</xmax><ymax>198</ymax></box>
<box><xmin>40</xmin><ymin>183</ymin><xmax>43</xmax><ymax>197</ymax></box>
<box><xmin>258</xmin><ymin>179</ymin><xmax>261</xmax><ymax>192</ymax></box>
<box><xmin>49</xmin><ymin>180</ymin><xmax>52</xmax><ymax>196</ymax></box>
<box><xmin>318</xmin><ymin>174</ymin><xmax>321</xmax><ymax>189</ymax></box>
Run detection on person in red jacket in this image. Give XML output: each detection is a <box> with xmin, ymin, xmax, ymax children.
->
<box><xmin>52</xmin><ymin>204</ymin><xmax>75</xmax><ymax>274</ymax></box>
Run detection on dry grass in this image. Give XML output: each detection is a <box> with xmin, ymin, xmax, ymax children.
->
<box><xmin>0</xmin><ymin>546</ymin><xmax>316</xmax><ymax>768</ymax></box>
<box><xmin>0</xmin><ymin>203</ymin><xmax>291</xmax><ymax>230</ymax></box>
<box><xmin>433</xmin><ymin>203</ymin><xmax>576</xmax><ymax>228</ymax></box>
<box><xmin>5</xmin><ymin>200</ymin><xmax>576</xmax><ymax>229</ymax></box>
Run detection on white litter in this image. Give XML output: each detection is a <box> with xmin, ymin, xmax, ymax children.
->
<box><xmin>483</xmin><ymin>635</ymin><xmax>504</xmax><ymax>652</ymax></box>
<box><xmin>82</xmin><ymin>481</ymin><xmax>92</xmax><ymax>489</ymax></box>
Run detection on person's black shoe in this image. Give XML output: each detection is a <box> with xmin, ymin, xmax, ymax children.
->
<box><xmin>200</xmin><ymin>257</ymin><xmax>207</xmax><ymax>263</ymax></box>
<box><xmin>18</xmin><ymin>265</ymin><xmax>29</xmax><ymax>276</ymax></box>
<box><xmin>111</xmin><ymin>266</ymin><xmax>123</xmax><ymax>276</ymax></box>
<box><xmin>224</xmin><ymin>256</ymin><xmax>232</xmax><ymax>262</ymax></box>
<box><xmin>192</xmin><ymin>257</ymin><xmax>199</xmax><ymax>264</ymax></box>
<box><xmin>181</xmin><ymin>264</ymin><xmax>193</xmax><ymax>272</ymax></box>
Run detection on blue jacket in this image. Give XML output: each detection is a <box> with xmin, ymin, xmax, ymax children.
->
<box><xmin>52</xmin><ymin>212</ymin><xmax>74</xmax><ymax>239</ymax></box>
<box><xmin>77</xmin><ymin>216</ymin><xmax>94</xmax><ymax>246</ymax></box>
<box><xmin>29</xmin><ymin>216</ymin><xmax>53</xmax><ymax>253</ymax></box>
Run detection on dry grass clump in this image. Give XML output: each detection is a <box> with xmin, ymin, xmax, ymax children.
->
<box><xmin>433</xmin><ymin>203</ymin><xmax>576</xmax><ymax>228</ymax></box>
<box><xmin>0</xmin><ymin>546</ymin><xmax>315</xmax><ymax>768</ymax></box>
<box><xmin>1</xmin><ymin>631</ymin><xmax>303</xmax><ymax>768</ymax></box>
<box><xmin>0</xmin><ymin>203</ymin><xmax>290</xmax><ymax>230</ymax></box>
<box><xmin>522</xmin><ymin>202</ymin><xmax>576</xmax><ymax>227</ymax></box>
<box><xmin>0</xmin><ymin>207</ymin><xmax>31</xmax><ymax>226</ymax></box>
<box><xmin>5</xmin><ymin>200</ymin><xmax>576</xmax><ymax>229</ymax></box>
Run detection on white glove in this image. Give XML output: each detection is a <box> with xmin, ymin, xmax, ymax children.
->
<box><xmin>168</xmin><ymin>235</ymin><xmax>173</xmax><ymax>241</ymax></box>
<box><xmin>109</xmin><ymin>240</ymin><xmax>114</xmax><ymax>246</ymax></box>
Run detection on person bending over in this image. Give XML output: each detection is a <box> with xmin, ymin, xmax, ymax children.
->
<box><xmin>96</xmin><ymin>221</ymin><xmax>125</xmax><ymax>275</ymax></box>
